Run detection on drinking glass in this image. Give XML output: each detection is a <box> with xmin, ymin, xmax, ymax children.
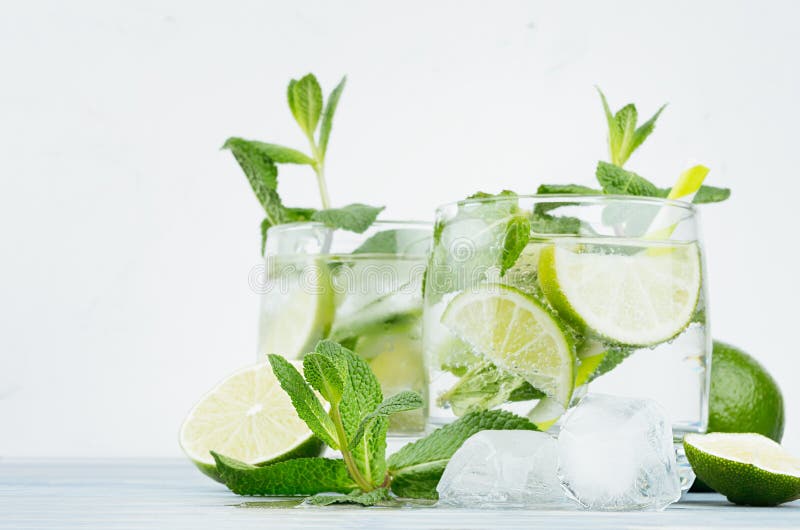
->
<box><xmin>423</xmin><ymin>195</ymin><xmax>710</xmax><ymax>485</ymax></box>
<box><xmin>256</xmin><ymin>221</ymin><xmax>431</xmax><ymax>434</ymax></box>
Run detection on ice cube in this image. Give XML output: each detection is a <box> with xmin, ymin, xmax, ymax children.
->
<box><xmin>557</xmin><ymin>393</ymin><xmax>681</xmax><ymax>511</ymax></box>
<box><xmin>436</xmin><ymin>430</ymin><xmax>576</xmax><ymax>508</ymax></box>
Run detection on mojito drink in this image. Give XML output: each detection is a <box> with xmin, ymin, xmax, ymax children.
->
<box><xmin>424</xmin><ymin>195</ymin><xmax>710</xmax><ymax>441</ymax></box>
<box><xmin>258</xmin><ymin>222</ymin><xmax>430</xmax><ymax>433</ymax></box>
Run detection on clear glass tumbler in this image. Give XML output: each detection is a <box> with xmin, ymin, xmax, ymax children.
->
<box><xmin>424</xmin><ymin>195</ymin><xmax>710</xmax><ymax>484</ymax></box>
<box><xmin>256</xmin><ymin>221</ymin><xmax>431</xmax><ymax>434</ymax></box>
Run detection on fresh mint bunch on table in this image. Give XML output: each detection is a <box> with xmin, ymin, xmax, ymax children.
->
<box><xmin>223</xmin><ymin>74</ymin><xmax>384</xmax><ymax>253</ymax></box>
<box><xmin>211</xmin><ymin>339</ymin><xmax>539</xmax><ymax>505</ymax></box>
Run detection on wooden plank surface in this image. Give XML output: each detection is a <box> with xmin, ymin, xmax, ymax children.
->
<box><xmin>1</xmin><ymin>459</ymin><xmax>798</xmax><ymax>529</ymax></box>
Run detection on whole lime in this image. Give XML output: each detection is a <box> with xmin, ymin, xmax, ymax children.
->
<box><xmin>707</xmin><ymin>341</ymin><xmax>784</xmax><ymax>441</ymax></box>
<box><xmin>691</xmin><ymin>340</ymin><xmax>785</xmax><ymax>492</ymax></box>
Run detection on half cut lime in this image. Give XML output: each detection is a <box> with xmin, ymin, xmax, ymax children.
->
<box><xmin>684</xmin><ymin>432</ymin><xmax>800</xmax><ymax>506</ymax></box>
<box><xmin>179</xmin><ymin>362</ymin><xmax>323</xmax><ymax>481</ymax></box>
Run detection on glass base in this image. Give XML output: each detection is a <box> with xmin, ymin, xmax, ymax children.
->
<box><xmin>675</xmin><ymin>440</ymin><xmax>696</xmax><ymax>491</ymax></box>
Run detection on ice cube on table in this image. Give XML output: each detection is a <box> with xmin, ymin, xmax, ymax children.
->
<box><xmin>557</xmin><ymin>393</ymin><xmax>682</xmax><ymax>511</ymax></box>
<box><xmin>436</xmin><ymin>430</ymin><xmax>576</xmax><ymax>508</ymax></box>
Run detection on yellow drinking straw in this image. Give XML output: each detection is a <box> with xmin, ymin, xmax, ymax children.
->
<box><xmin>645</xmin><ymin>165</ymin><xmax>709</xmax><ymax>240</ymax></box>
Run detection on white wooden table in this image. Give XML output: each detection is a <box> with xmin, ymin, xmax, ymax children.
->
<box><xmin>2</xmin><ymin>459</ymin><xmax>798</xmax><ymax>529</ymax></box>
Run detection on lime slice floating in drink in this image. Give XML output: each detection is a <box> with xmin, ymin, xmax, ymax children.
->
<box><xmin>179</xmin><ymin>362</ymin><xmax>323</xmax><ymax>482</ymax></box>
<box><xmin>684</xmin><ymin>432</ymin><xmax>800</xmax><ymax>506</ymax></box>
<box><xmin>258</xmin><ymin>259</ymin><xmax>334</xmax><ymax>358</ymax></box>
<box><xmin>441</xmin><ymin>283</ymin><xmax>575</xmax><ymax>406</ymax></box>
<box><xmin>538</xmin><ymin>242</ymin><xmax>701</xmax><ymax>346</ymax></box>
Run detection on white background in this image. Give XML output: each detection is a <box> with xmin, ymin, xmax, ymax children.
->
<box><xmin>1</xmin><ymin>0</ymin><xmax>798</xmax><ymax>457</ymax></box>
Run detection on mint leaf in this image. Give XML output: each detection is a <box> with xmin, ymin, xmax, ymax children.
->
<box><xmin>612</xmin><ymin>104</ymin><xmax>638</xmax><ymax>166</ymax></box>
<box><xmin>349</xmin><ymin>391</ymin><xmax>423</xmax><ymax>449</ymax></box>
<box><xmin>303</xmin><ymin>352</ymin><xmax>346</xmax><ymax>405</ymax></box>
<box><xmin>318</xmin><ymin>76</ymin><xmax>347</xmax><ymax>158</ymax></box>
<box><xmin>290</xmin><ymin>74</ymin><xmax>323</xmax><ymax>139</ymax></box>
<box><xmin>260</xmin><ymin>188</ymin><xmax>290</xmax><ymax>227</ymax></box>
<box><xmin>438</xmin><ymin>360</ymin><xmax>542</xmax><ymax>416</ymax></box>
<box><xmin>352</xmin><ymin>229</ymin><xmax>430</xmax><ymax>255</ymax></box>
<box><xmin>388</xmin><ymin>410</ymin><xmax>538</xmax><ymax>499</ymax></box>
<box><xmin>268</xmin><ymin>354</ymin><xmax>339</xmax><ymax>449</ymax></box>
<box><xmin>212</xmin><ymin>453</ymin><xmax>356</xmax><ymax>496</ymax></box>
<box><xmin>223</xmin><ymin>137</ymin><xmax>279</xmax><ymax>210</ymax></box>
<box><xmin>692</xmin><ymin>185</ymin><xmax>731</xmax><ymax>204</ymax></box>
<box><xmin>500</xmin><ymin>215</ymin><xmax>530</xmax><ymax>275</ymax></box>
<box><xmin>630</xmin><ymin>104</ymin><xmax>667</xmax><ymax>156</ymax></box>
<box><xmin>537</xmin><ymin>183</ymin><xmax>600</xmax><ymax>195</ymax></box>
<box><xmin>508</xmin><ymin>381</ymin><xmax>547</xmax><ymax>402</ymax></box>
<box><xmin>530</xmin><ymin>211</ymin><xmax>582</xmax><ymax>235</ymax></box>
<box><xmin>225</xmin><ymin>138</ymin><xmax>314</xmax><ymax>166</ymax></box>
<box><xmin>287</xmin><ymin>79</ymin><xmax>298</xmax><ymax>125</ymax></box>
<box><xmin>372</xmin><ymin>391</ymin><xmax>424</xmax><ymax>417</ymax></box>
<box><xmin>596</xmin><ymin>161</ymin><xmax>660</xmax><ymax>196</ymax></box>
<box><xmin>535</xmin><ymin>183</ymin><xmax>599</xmax><ymax>220</ymax></box>
<box><xmin>532</xmin><ymin>184</ymin><xmax>595</xmax><ymax>235</ymax></box>
<box><xmin>309</xmin><ymin>487</ymin><xmax>390</xmax><ymax>506</ymax></box>
<box><xmin>285</xmin><ymin>206</ymin><xmax>317</xmax><ymax>221</ymax></box>
<box><xmin>311</xmin><ymin>203</ymin><xmax>385</xmax><ymax>233</ymax></box>
<box><xmin>597</xmin><ymin>86</ymin><xmax>615</xmax><ymax>143</ymax></box>
<box><xmin>353</xmin><ymin>229</ymin><xmax>400</xmax><ymax>254</ymax></box>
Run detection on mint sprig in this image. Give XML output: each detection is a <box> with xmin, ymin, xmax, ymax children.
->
<box><xmin>267</xmin><ymin>341</ymin><xmax>391</xmax><ymax>492</ymax></box>
<box><xmin>534</xmin><ymin>88</ymin><xmax>730</xmax><ymax>221</ymax></box>
<box><xmin>212</xmin><ymin>339</ymin><xmax>538</xmax><ymax>505</ymax></box>
<box><xmin>311</xmin><ymin>203</ymin><xmax>386</xmax><ymax>233</ymax></box>
<box><xmin>598</xmin><ymin>87</ymin><xmax>666</xmax><ymax>167</ymax></box>
<box><xmin>225</xmin><ymin>74</ymin><xmax>385</xmax><ymax>253</ymax></box>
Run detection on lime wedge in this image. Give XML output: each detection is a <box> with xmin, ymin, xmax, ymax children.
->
<box><xmin>539</xmin><ymin>243</ymin><xmax>701</xmax><ymax>346</ymax></box>
<box><xmin>257</xmin><ymin>260</ymin><xmax>334</xmax><ymax>359</ymax></box>
<box><xmin>684</xmin><ymin>432</ymin><xmax>800</xmax><ymax>506</ymax></box>
<box><xmin>179</xmin><ymin>363</ymin><xmax>323</xmax><ymax>482</ymax></box>
<box><xmin>441</xmin><ymin>283</ymin><xmax>575</xmax><ymax>406</ymax></box>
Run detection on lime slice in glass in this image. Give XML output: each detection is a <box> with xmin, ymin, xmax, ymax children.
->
<box><xmin>539</xmin><ymin>243</ymin><xmax>701</xmax><ymax>346</ymax></box>
<box><xmin>179</xmin><ymin>362</ymin><xmax>323</xmax><ymax>482</ymax></box>
<box><xmin>684</xmin><ymin>432</ymin><xmax>800</xmax><ymax>506</ymax></box>
<box><xmin>441</xmin><ymin>283</ymin><xmax>575</xmax><ymax>406</ymax></box>
<box><xmin>258</xmin><ymin>259</ymin><xmax>334</xmax><ymax>358</ymax></box>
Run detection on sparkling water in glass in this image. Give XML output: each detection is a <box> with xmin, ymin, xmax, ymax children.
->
<box><xmin>423</xmin><ymin>195</ymin><xmax>710</xmax><ymax>486</ymax></box>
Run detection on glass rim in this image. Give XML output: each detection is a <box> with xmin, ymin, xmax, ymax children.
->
<box><xmin>435</xmin><ymin>193</ymin><xmax>698</xmax><ymax>214</ymax></box>
<box><xmin>266</xmin><ymin>219</ymin><xmax>431</xmax><ymax>237</ymax></box>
